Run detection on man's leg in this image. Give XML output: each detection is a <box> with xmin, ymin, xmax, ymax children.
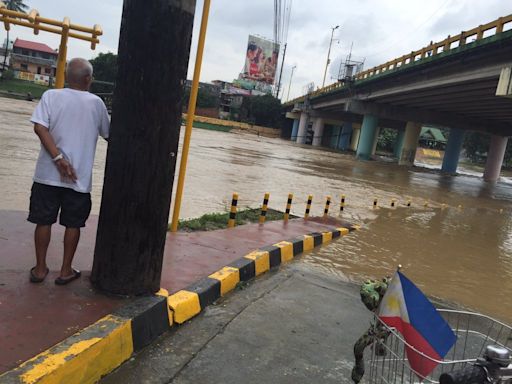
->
<box><xmin>33</xmin><ymin>224</ymin><xmax>51</xmax><ymax>278</ymax></box>
<box><xmin>60</xmin><ymin>227</ymin><xmax>80</xmax><ymax>278</ymax></box>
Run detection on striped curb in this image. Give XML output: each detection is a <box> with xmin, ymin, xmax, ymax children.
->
<box><xmin>0</xmin><ymin>223</ymin><xmax>358</xmax><ymax>383</ymax></box>
<box><xmin>167</xmin><ymin>224</ymin><xmax>355</xmax><ymax>325</ymax></box>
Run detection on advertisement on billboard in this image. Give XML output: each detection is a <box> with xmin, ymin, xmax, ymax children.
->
<box><xmin>242</xmin><ymin>35</ymin><xmax>279</xmax><ymax>86</ymax></box>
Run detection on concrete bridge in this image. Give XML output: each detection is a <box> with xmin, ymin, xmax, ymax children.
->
<box><xmin>284</xmin><ymin>15</ymin><xmax>512</xmax><ymax>181</ymax></box>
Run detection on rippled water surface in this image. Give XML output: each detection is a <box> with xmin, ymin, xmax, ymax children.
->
<box><xmin>1</xmin><ymin>97</ymin><xmax>511</xmax><ymax>323</ymax></box>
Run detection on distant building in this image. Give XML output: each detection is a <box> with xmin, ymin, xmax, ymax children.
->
<box><xmin>419</xmin><ymin>126</ymin><xmax>447</xmax><ymax>150</ymax></box>
<box><xmin>10</xmin><ymin>38</ymin><xmax>57</xmax><ymax>85</ymax></box>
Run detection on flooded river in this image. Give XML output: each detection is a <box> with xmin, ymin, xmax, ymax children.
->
<box><xmin>1</xmin><ymin>97</ymin><xmax>511</xmax><ymax>323</ymax></box>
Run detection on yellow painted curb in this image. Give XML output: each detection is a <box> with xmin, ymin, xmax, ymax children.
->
<box><xmin>322</xmin><ymin>232</ymin><xmax>333</xmax><ymax>243</ymax></box>
<box><xmin>168</xmin><ymin>290</ymin><xmax>201</xmax><ymax>324</ymax></box>
<box><xmin>156</xmin><ymin>288</ymin><xmax>174</xmax><ymax>327</ymax></box>
<box><xmin>10</xmin><ymin>315</ymin><xmax>133</xmax><ymax>384</ymax></box>
<box><xmin>337</xmin><ymin>227</ymin><xmax>350</xmax><ymax>236</ymax></box>
<box><xmin>244</xmin><ymin>250</ymin><xmax>270</xmax><ymax>276</ymax></box>
<box><xmin>303</xmin><ymin>235</ymin><xmax>314</xmax><ymax>251</ymax></box>
<box><xmin>273</xmin><ymin>241</ymin><xmax>294</xmax><ymax>262</ymax></box>
<box><xmin>209</xmin><ymin>267</ymin><xmax>240</xmax><ymax>296</ymax></box>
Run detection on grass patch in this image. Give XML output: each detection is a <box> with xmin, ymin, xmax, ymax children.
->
<box><xmin>185</xmin><ymin>120</ymin><xmax>232</xmax><ymax>132</ymax></box>
<box><xmin>0</xmin><ymin>79</ymin><xmax>50</xmax><ymax>99</ymax></box>
<box><xmin>175</xmin><ymin>208</ymin><xmax>292</xmax><ymax>232</ymax></box>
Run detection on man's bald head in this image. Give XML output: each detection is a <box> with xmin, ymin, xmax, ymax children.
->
<box><xmin>66</xmin><ymin>58</ymin><xmax>93</xmax><ymax>90</ymax></box>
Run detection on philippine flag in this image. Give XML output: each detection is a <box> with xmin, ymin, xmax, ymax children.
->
<box><xmin>378</xmin><ymin>271</ymin><xmax>457</xmax><ymax>379</ymax></box>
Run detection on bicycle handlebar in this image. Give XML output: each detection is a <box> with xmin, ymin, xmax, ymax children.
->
<box><xmin>439</xmin><ymin>365</ymin><xmax>487</xmax><ymax>384</ymax></box>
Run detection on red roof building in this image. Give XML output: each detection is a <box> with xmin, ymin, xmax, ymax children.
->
<box><xmin>13</xmin><ymin>38</ymin><xmax>57</xmax><ymax>55</ymax></box>
<box><xmin>10</xmin><ymin>38</ymin><xmax>57</xmax><ymax>80</ymax></box>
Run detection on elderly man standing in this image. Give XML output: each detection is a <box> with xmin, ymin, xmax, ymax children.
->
<box><xmin>28</xmin><ymin>58</ymin><xmax>110</xmax><ymax>285</ymax></box>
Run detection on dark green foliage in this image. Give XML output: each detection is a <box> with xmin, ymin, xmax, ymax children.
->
<box><xmin>175</xmin><ymin>208</ymin><xmax>291</xmax><ymax>232</ymax></box>
<box><xmin>463</xmin><ymin>131</ymin><xmax>512</xmax><ymax>167</ymax></box>
<box><xmin>376</xmin><ymin>128</ymin><xmax>397</xmax><ymax>153</ymax></box>
<box><xmin>182</xmin><ymin>86</ymin><xmax>219</xmax><ymax>108</ymax></box>
<box><xmin>89</xmin><ymin>52</ymin><xmax>118</xmax><ymax>83</ymax></box>
<box><xmin>0</xmin><ymin>78</ymin><xmax>48</xmax><ymax>98</ymax></box>
<box><xmin>4</xmin><ymin>0</ymin><xmax>28</xmax><ymax>12</ymax></box>
<box><xmin>240</xmin><ymin>94</ymin><xmax>282</xmax><ymax>127</ymax></box>
<box><xmin>2</xmin><ymin>69</ymin><xmax>14</xmax><ymax>80</ymax></box>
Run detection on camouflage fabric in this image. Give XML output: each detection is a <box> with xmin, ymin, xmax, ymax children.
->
<box><xmin>351</xmin><ymin>277</ymin><xmax>391</xmax><ymax>383</ymax></box>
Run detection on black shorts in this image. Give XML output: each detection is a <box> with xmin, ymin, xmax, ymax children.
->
<box><xmin>27</xmin><ymin>182</ymin><xmax>92</xmax><ymax>228</ymax></box>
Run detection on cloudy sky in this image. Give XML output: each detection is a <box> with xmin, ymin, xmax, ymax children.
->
<box><xmin>3</xmin><ymin>0</ymin><xmax>512</xmax><ymax>99</ymax></box>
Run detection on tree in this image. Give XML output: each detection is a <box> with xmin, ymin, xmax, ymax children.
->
<box><xmin>89</xmin><ymin>52</ymin><xmax>118</xmax><ymax>83</ymax></box>
<box><xmin>182</xmin><ymin>85</ymin><xmax>218</xmax><ymax>109</ymax></box>
<box><xmin>241</xmin><ymin>94</ymin><xmax>282</xmax><ymax>127</ymax></box>
<box><xmin>1</xmin><ymin>0</ymin><xmax>28</xmax><ymax>74</ymax></box>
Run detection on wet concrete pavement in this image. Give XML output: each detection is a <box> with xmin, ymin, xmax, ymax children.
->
<box><xmin>101</xmin><ymin>263</ymin><xmax>369</xmax><ymax>384</ymax></box>
<box><xmin>0</xmin><ymin>209</ymin><xmax>348</xmax><ymax>374</ymax></box>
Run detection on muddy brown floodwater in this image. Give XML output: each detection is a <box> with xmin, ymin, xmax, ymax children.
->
<box><xmin>1</xmin><ymin>98</ymin><xmax>511</xmax><ymax>323</ymax></box>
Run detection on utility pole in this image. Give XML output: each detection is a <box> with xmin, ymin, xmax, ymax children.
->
<box><xmin>322</xmin><ymin>25</ymin><xmax>339</xmax><ymax>88</ymax></box>
<box><xmin>286</xmin><ymin>64</ymin><xmax>296</xmax><ymax>101</ymax></box>
<box><xmin>275</xmin><ymin>42</ymin><xmax>287</xmax><ymax>98</ymax></box>
<box><xmin>91</xmin><ymin>0</ymin><xmax>196</xmax><ymax>295</ymax></box>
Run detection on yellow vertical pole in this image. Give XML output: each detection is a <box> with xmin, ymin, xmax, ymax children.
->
<box><xmin>170</xmin><ymin>0</ymin><xmax>211</xmax><ymax>232</ymax></box>
<box><xmin>54</xmin><ymin>17</ymin><xmax>70</xmax><ymax>89</ymax></box>
<box><xmin>227</xmin><ymin>193</ymin><xmax>238</xmax><ymax>228</ymax></box>
<box><xmin>284</xmin><ymin>193</ymin><xmax>293</xmax><ymax>222</ymax></box>
<box><xmin>339</xmin><ymin>194</ymin><xmax>345</xmax><ymax>213</ymax></box>
<box><xmin>323</xmin><ymin>196</ymin><xmax>331</xmax><ymax>218</ymax></box>
<box><xmin>304</xmin><ymin>194</ymin><xmax>313</xmax><ymax>219</ymax></box>
<box><xmin>259</xmin><ymin>193</ymin><xmax>270</xmax><ymax>224</ymax></box>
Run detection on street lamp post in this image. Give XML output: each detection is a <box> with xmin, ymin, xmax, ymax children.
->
<box><xmin>286</xmin><ymin>64</ymin><xmax>296</xmax><ymax>101</ymax></box>
<box><xmin>322</xmin><ymin>25</ymin><xmax>339</xmax><ymax>88</ymax></box>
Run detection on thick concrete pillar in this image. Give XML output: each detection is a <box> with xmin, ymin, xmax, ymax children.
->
<box><xmin>399</xmin><ymin>122</ymin><xmax>422</xmax><ymax>166</ymax></box>
<box><xmin>441</xmin><ymin>128</ymin><xmax>465</xmax><ymax>174</ymax></box>
<box><xmin>483</xmin><ymin>135</ymin><xmax>508</xmax><ymax>182</ymax></box>
<box><xmin>393</xmin><ymin>129</ymin><xmax>405</xmax><ymax>159</ymax></box>
<box><xmin>350</xmin><ymin>124</ymin><xmax>361</xmax><ymax>151</ymax></box>
<box><xmin>297</xmin><ymin>112</ymin><xmax>309</xmax><ymax>144</ymax></box>
<box><xmin>291</xmin><ymin>119</ymin><xmax>299</xmax><ymax>141</ymax></box>
<box><xmin>356</xmin><ymin>115</ymin><xmax>379</xmax><ymax>160</ymax></box>
<box><xmin>371</xmin><ymin>127</ymin><xmax>381</xmax><ymax>155</ymax></box>
<box><xmin>330</xmin><ymin>125</ymin><xmax>341</xmax><ymax>148</ymax></box>
<box><xmin>312</xmin><ymin>117</ymin><xmax>324</xmax><ymax>146</ymax></box>
<box><xmin>338</xmin><ymin>122</ymin><xmax>353</xmax><ymax>150</ymax></box>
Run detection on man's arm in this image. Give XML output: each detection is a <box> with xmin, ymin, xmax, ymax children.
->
<box><xmin>34</xmin><ymin>123</ymin><xmax>77</xmax><ymax>182</ymax></box>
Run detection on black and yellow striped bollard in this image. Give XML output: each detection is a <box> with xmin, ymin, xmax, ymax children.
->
<box><xmin>340</xmin><ymin>194</ymin><xmax>345</xmax><ymax>213</ymax></box>
<box><xmin>227</xmin><ymin>193</ymin><xmax>238</xmax><ymax>228</ymax></box>
<box><xmin>323</xmin><ymin>196</ymin><xmax>331</xmax><ymax>218</ymax></box>
<box><xmin>259</xmin><ymin>192</ymin><xmax>270</xmax><ymax>224</ymax></box>
<box><xmin>304</xmin><ymin>194</ymin><xmax>313</xmax><ymax>219</ymax></box>
<box><xmin>284</xmin><ymin>193</ymin><xmax>293</xmax><ymax>222</ymax></box>
<box><xmin>373</xmin><ymin>198</ymin><xmax>378</xmax><ymax>209</ymax></box>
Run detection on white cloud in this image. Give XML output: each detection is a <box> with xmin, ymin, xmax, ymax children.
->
<box><xmin>2</xmin><ymin>0</ymin><xmax>511</xmax><ymax>99</ymax></box>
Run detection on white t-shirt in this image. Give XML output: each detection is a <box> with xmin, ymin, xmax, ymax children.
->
<box><xmin>30</xmin><ymin>88</ymin><xmax>110</xmax><ymax>193</ymax></box>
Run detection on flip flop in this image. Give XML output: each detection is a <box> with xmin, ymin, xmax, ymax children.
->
<box><xmin>30</xmin><ymin>267</ymin><xmax>49</xmax><ymax>283</ymax></box>
<box><xmin>55</xmin><ymin>268</ymin><xmax>81</xmax><ymax>285</ymax></box>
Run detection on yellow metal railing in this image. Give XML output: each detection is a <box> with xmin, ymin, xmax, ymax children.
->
<box><xmin>0</xmin><ymin>1</ymin><xmax>101</xmax><ymax>88</ymax></box>
<box><xmin>285</xmin><ymin>14</ymin><xmax>512</xmax><ymax>106</ymax></box>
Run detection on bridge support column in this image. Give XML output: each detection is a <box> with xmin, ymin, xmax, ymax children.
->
<box><xmin>297</xmin><ymin>112</ymin><xmax>309</xmax><ymax>144</ymax></box>
<box><xmin>350</xmin><ymin>124</ymin><xmax>361</xmax><ymax>151</ymax></box>
<box><xmin>312</xmin><ymin>117</ymin><xmax>324</xmax><ymax>146</ymax></box>
<box><xmin>393</xmin><ymin>129</ymin><xmax>405</xmax><ymax>159</ymax></box>
<box><xmin>291</xmin><ymin>119</ymin><xmax>299</xmax><ymax>141</ymax></box>
<box><xmin>331</xmin><ymin>125</ymin><xmax>341</xmax><ymax>148</ymax></box>
<box><xmin>399</xmin><ymin>122</ymin><xmax>422</xmax><ymax>166</ymax></box>
<box><xmin>371</xmin><ymin>127</ymin><xmax>381</xmax><ymax>155</ymax></box>
<box><xmin>338</xmin><ymin>122</ymin><xmax>353</xmax><ymax>150</ymax></box>
<box><xmin>356</xmin><ymin>114</ymin><xmax>379</xmax><ymax>160</ymax></box>
<box><xmin>441</xmin><ymin>128</ymin><xmax>465</xmax><ymax>174</ymax></box>
<box><xmin>483</xmin><ymin>135</ymin><xmax>508</xmax><ymax>182</ymax></box>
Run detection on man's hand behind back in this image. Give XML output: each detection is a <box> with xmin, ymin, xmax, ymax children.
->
<box><xmin>55</xmin><ymin>158</ymin><xmax>77</xmax><ymax>182</ymax></box>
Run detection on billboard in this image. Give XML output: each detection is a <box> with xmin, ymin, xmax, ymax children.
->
<box><xmin>242</xmin><ymin>35</ymin><xmax>279</xmax><ymax>86</ymax></box>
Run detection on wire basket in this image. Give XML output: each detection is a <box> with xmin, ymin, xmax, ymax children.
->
<box><xmin>366</xmin><ymin>309</ymin><xmax>512</xmax><ymax>383</ymax></box>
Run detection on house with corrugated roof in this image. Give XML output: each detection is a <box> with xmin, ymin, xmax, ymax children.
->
<box><xmin>419</xmin><ymin>126</ymin><xmax>447</xmax><ymax>150</ymax></box>
<box><xmin>10</xmin><ymin>38</ymin><xmax>57</xmax><ymax>84</ymax></box>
